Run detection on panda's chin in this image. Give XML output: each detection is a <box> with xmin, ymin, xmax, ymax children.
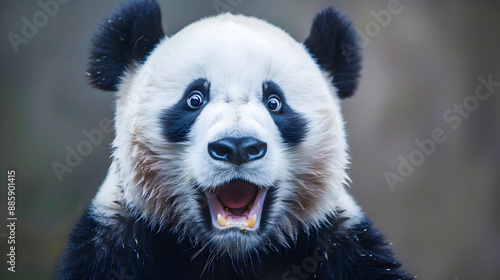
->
<box><xmin>205</xmin><ymin>179</ymin><xmax>268</xmax><ymax>232</ymax></box>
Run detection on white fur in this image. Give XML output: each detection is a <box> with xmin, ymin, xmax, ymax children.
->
<box><xmin>92</xmin><ymin>13</ymin><xmax>362</xmax><ymax>258</ymax></box>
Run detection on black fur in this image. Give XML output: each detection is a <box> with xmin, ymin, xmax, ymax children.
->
<box><xmin>263</xmin><ymin>81</ymin><xmax>308</xmax><ymax>146</ymax></box>
<box><xmin>57</xmin><ymin>208</ymin><xmax>155</xmax><ymax>279</ymax></box>
<box><xmin>161</xmin><ymin>78</ymin><xmax>211</xmax><ymax>142</ymax></box>
<box><xmin>304</xmin><ymin>7</ymin><xmax>362</xmax><ymax>99</ymax></box>
<box><xmin>87</xmin><ymin>0</ymin><xmax>165</xmax><ymax>91</ymax></box>
<box><xmin>58</xmin><ymin>208</ymin><xmax>413</xmax><ymax>279</ymax></box>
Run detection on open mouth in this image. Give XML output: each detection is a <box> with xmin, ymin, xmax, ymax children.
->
<box><xmin>205</xmin><ymin>179</ymin><xmax>268</xmax><ymax>231</ymax></box>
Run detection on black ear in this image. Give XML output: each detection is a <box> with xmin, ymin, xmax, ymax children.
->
<box><xmin>304</xmin><ymin>7</ymin><xmax>362</xmax><ymax>99</ymax></box>
<box><xmin>87</xmin><ymin>0</ymin><xmax>165</xmax><ymax>91</ymax></box>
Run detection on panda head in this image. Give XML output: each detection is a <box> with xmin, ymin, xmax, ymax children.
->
<box><xmin>89</xmin><ymin>0</ymin><xmax>361</xmax><ymax>259</ymax></box>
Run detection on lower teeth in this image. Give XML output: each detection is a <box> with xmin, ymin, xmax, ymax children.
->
<box><xmin>216</xmin><ymin>214</ymin><xmax>257</xmax><ymax>229</ymax></box>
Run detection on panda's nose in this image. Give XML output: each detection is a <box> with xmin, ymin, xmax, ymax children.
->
<box><xmin>208</xmin><ymin>137</ymin><xmax>267</xmax><ymax>165</ymax></box>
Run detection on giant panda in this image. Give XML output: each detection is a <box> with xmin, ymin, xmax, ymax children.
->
<box><xmin>57</xmin><ymin>0</ymin><xmax>413</xmax><ymax>279</ymax></box>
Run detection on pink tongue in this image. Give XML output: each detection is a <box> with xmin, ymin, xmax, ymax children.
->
<box><xmin>216</xmin><ymin>180</ymin><xmax>257</xmax><ymax>210</ymax></box>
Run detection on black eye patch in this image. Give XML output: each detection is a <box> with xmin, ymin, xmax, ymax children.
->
<box><xmin>161</xmin><ymin>79</ymin><xmax>210</xmax><ymax>142</ymax></box>
<box><xmin>262</xmin><ymin>81</ymin><xmax>308</xmax><ymax>146</ymax></box>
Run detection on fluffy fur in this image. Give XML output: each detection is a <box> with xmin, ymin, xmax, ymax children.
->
<box><xmin>58</xmin><ymin>1</ymin><xmax>413</xmax><ymax>279</ymax></box>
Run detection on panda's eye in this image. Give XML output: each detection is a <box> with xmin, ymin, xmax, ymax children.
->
<box><xmin>186</xmin><ymin>91</ymin><xmax>204</xmax><ymax>109</ymax></box>
<box><xmin>266</xmin><ymin>95</ymin><xmax>282</xmax><ymax>112</ymax></box>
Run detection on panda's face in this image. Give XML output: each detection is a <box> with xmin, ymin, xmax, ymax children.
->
<box><xmin>89</xmin><ymin>2</ymin><xmax>361</xmax><ymax>259</ymax></box>
<box><xmin>112</xmin><ymin>14</ymin><xmax>349</xmax><ymax>257</ymax></box>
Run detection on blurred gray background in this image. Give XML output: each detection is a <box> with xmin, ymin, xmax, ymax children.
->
<box><xmin>1</xmin><ymin>0</ymin><xmax>499</xmax><ymax>279</ymax></box>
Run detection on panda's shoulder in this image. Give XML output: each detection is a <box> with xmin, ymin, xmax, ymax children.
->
<box><xmin>57</xmin><ymin>208</ymin><xmax>155</xmax><ymax>279</ymax></box>
<box><xmin>261</xmin><ymin>216</ymin><xmax>413</xmax><ymax>279</ymax></box>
